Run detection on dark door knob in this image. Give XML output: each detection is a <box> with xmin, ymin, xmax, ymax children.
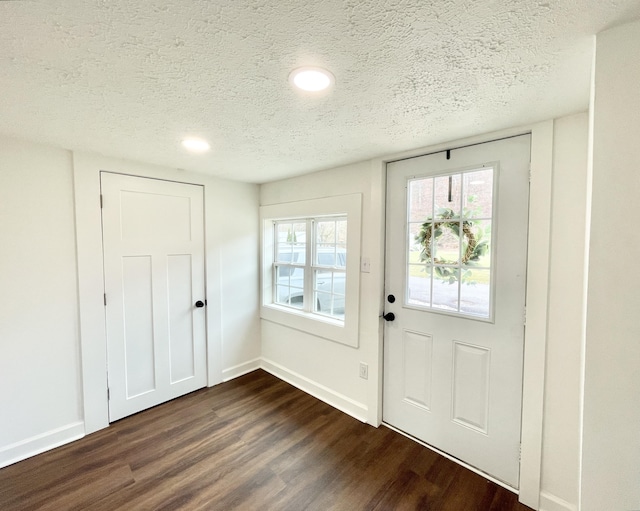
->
<box><xmin>383</xmin><ymin>312</ymin><xmax>395</xmax><ymax>321</ymax></box>
<box><xmin>195</xmin><ymin>300</ymin><xmax>205</xmax><ymax>308</ymax></box>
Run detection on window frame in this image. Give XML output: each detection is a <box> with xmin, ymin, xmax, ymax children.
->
<box><xmin>272</xmin><ymin>216</ymin><xmax>347</xmax><ymax>319</ymax></box>
<box><xmin>260</xmin><ymin>194</ymin><xmax>362</xmax><ymax>347</ymax></box>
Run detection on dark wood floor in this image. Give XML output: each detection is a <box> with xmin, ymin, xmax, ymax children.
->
<box><xmin>0</xmin><ymin>370</ymin><xmax>532</xmax><ymax>510</ymax></box>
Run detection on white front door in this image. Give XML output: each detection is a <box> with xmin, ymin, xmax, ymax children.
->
<box><xmin>101</xmin><ymin>173</ymin><xmax>207</xmax><ymax>422</ymax></box>
<box><xmin>383</xmin><ymin>135</ymin><xmax>530</xmax><ymax>488</ymax></box>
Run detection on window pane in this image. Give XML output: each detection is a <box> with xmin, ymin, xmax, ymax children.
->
<box><xmin>276</xmin><ymin>249</ymin><xmax>291</xmax><ymax>263</ymax></box>
<box><xmin>462</xmin><ymin>219</ymin><xmax>491</xmax><ymax>268</ymax></box>
<box><xmin>275</xmin><ymin>265</ymin><xmax>291</xmax><ymax>283</ymax></box>
<box><xmin>407</xmin><ymin>265</ymin><xmax>431</xmax><ymax>307</ymax></box>
<box><xmin>433</xmin><ymin>222</ymin><xmax>460</xmax><ymax>265</ymax></box>
<box><xmin>463</xmin><ymin>169</ymin><xmax>493</xmax><ymax>219</ymax></box>
<box><xmin>316</xmin><ymin>217</ymin><xmax>347</xmax><ymax>270</ymax></box>
<box><xmin>276</xmin><ymin>221</ymin><xmax>306</xmax><ymax>264</ymax></box>
<box><xmin>315</xmin><ymin>291</ymin><xmax>345</xmax><ymax>319</ymax></box>
<box><xmin>314</xmin><ymin>269</ymin><xmax>345</xmax><ymax>319</ymax></box>
<box><xmin>411</xmin><ymin>221</ymin><xmax>430</xmax><ymax>264</ymax></box>
<box><xmin>460</xmin><ymin>270</ymin><xmax>490</xmax><ymax>317</ymax></box>
<box><xmin>432</xmin><ymin>267</ymin><xmax>460</xmax><ymax>312</ymax></box>
<box><xmin>434</xmin><ymin>174</ymin><xmax>462</xmax><ymax>216</ymax></box>
<box><xmin>277</xmin><ymin>285</ymin><xmax>304</xmax><ymax>308</ymax></box>
<box><xmin>316</xmin><ymin>219</ymin><xmax>337</xmax><ymax>245</ymax></box>
<box><xmin>409</xmin><ymin>178</ymin><xmax>434</xmax><ymax>222</ymax></box>
<box><xmin>275</xmin><ymin>268</ymin><xmax>304</xmax><ymax>309</ymax></box>
<box><xmin>317</xmin><ymin>251</ymin><xmax>336</xmax><ymax>266</ymax></box>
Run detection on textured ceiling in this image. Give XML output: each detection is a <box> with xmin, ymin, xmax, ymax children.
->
<box><xmin>1</xmin><ymin>1</ymin><xmax>639</xmax><ymax>183</ymax></box>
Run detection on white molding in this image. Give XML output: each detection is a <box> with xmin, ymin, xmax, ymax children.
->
<box><xmin>519</xmin><ymin>120</ymin><xmax>554</xmax><ymax>510</ymax></box>
<box><xmin>0</xmin><ymin>421</ymin><xmax>84</xmax><ymax>469</ymax></box>
<box><xmin>222</xmin><ymin>359</ymin><xmax>261</xmax><ymax>382</ymax></box>
<box><xmin>540</xmin><ymin>491</ymin><xmax>578</xmax><ymax>511</ymax></box>
<box><xmin>260</xmin><ymin>358</ymin><xmax>368</xmax><ymax>422</ymax></box>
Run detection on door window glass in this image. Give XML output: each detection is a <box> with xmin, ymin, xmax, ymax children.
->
<box><xmin>407</xmin><ymin>167</ymin><xmax>494</xmax><ymax>318</ymax></box>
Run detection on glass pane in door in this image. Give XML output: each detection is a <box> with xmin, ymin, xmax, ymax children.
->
<box><xmin>406</xmin><ymin>167</ymin><xmax>495</xmax><ymax>319</ymax></box>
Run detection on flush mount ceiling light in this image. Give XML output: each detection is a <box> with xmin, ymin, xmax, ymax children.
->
<box><xmin>289</xmin><ymin>67</ymin><xmax>335</xmax><ymax>92</ymax></box>
<box><xmin>181</xmin><ymin>138</ymin><xmax>210</xmax><ymax>153</ymax></box>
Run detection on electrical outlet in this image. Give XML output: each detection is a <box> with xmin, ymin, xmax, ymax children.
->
<box><xmin>359</xmin><ymin>362</ymin><xmax>368</xmax><ymax>380</ymax></box>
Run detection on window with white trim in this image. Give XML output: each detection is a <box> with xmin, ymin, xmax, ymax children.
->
<box><xmin>261</xmin><ymin>195</ymin><xmax>361</xmax><ymax>347</ymax></box>
<box><xmin>274</xmin><ymin>216</ymin><xmax>347</xmax><ymax>320</ymax></box>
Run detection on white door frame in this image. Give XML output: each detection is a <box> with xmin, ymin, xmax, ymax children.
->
<box><xmin>370</xmin><ymin>120</ymin><xmax>553</xmax><ymax>510</ymax></box>
<box><xmin>73</xmin><ymin>153</ymin><xmax>225</xmax><ymax>435</ymax></box>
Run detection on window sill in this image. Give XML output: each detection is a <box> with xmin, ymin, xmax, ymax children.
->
<box><xmin>263</xmin><ymin>303</ymin><xmax>345</xmax><ymax>327</ymax></box>
<box><xmin>260</xmin><ymin>301</ymin><xmax>357</xmax><ymax>347</ymax></box>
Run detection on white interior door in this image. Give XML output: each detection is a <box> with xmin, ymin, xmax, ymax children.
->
<box><xmin>101</xmin><ymin>173</ymin><xmax>207</xmax><ymax>422</ymax></box>
<box><xmin>383</xmin><ymin>135</ymin><xmax>530</xmax><ymax>488</ymax></box>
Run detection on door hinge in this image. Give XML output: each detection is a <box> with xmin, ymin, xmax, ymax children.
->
<box><xmin>523</xmin><ymin>306</ymin><xmax>527</xmax><ymax>326</ymax></box>
<box><xmin>107</xmin><ymin>387</ymin><xmax>110</xmax><ymax>400</ymax></box>
<box><xmin>528</xmin><ymin>163</ymin><xmax>532</xmax><ymax>183</ymax></box>
<box><xmin>104</xmin><ymin>293</ymin><xmax>107</xmax><ymax>306</ymax></box>
<box><xmin>519</xmin><ymin>443</ymin><xmax>522</xmax><ymax>462</ymax></box>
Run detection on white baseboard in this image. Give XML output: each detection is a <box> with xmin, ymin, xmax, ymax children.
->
<box><xmin>0</xmin><ymin>421</ymin><xmax>85</xmax><ymax>469</ymax></box>
<box><xmin>260</xmin><ymin>357</ymin><xmax>368</xmax><ymax>423</ymax></box>
<box><xmin>222</xmin><ymin>358</ymin><xmax>261</xmax><ymax>382</ymax></box>
<box><xmin>540</xmin><ymin>491</ymin><xmax>577</xmax><ymax>511</ymax></box>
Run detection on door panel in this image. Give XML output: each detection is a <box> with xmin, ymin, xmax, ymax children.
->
<box><xmin>383</xmin><ymin>135</ymin><xmax>530</xmax><ymax>488</ymax></box>
<box><xmin>402</xmin><ymin>330</ymin><xmax>433</xmax><ymax>410</ymax></box>
<box><xmin>122</xmin><ymin>255</ymin><xmax>155</xmax><ymax>398</ymax></box>
<box><xmin>167</xmin><ymin>254</ymin><xmax>196</xmax><ymax>384</ymax></box>
<box><xmin>101</xmin><ymin>173</ymin><xmax>207</xmax><ymax>421</ymax></box>
<box><xmin>451</xmin><ymin>341</ymin><xmax>490</xmax><ymax>433</ymax></box>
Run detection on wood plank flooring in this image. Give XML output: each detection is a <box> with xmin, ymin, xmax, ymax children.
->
<box><xmin>0</xmin><ymin>370</ymin><xmax>532</xmax><ymax>510</ymax></box>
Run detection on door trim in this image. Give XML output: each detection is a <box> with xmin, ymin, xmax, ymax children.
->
<box><xmin>73</xmin><ymin>154</ymin><xmax>224</xmax><ymax>435</ymax></box>
<box><xmin>371</xmin><ymin>120</ymin><xmax>553</xmax><ymax>510</ymax></box>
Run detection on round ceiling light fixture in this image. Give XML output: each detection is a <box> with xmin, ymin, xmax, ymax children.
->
<box><xmin>181</xmin><ymin>138</ymin><xmax>210</xmax><ymax>153</ymax></box>
<box><xmin>289</xmin><ymin>66</ymin><xmax>335</xmax><ymax>92</ymax></box>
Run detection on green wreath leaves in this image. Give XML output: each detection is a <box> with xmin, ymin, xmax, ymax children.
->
<box><xmin>415</xmin><ymin>208</ymin><xmax>489</xmax><ymax>283</ymax></box>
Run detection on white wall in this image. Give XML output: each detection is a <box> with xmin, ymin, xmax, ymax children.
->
<box><xmin>211</xmin><ymin>178</ymin><xmax>262</xmax><ymax>379</ymax></box>
<box><xmin>581</xmin><ymin>20</ymin><xmax>640</xmax><ymax>510</ymax></box>
<box><xmin>540</xmin><ymin>113</ymin><xmax>589</xmax><ymax>511</ymax></box>
<box><xmin>260</xmin><ymin>160</ymin><xmax>384</xmax><ymax>423</ymax></box>
<box><xmin>0</xmin><ymin>136</ymin><xmax>84</xmax><ymax>467</ymax></box>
